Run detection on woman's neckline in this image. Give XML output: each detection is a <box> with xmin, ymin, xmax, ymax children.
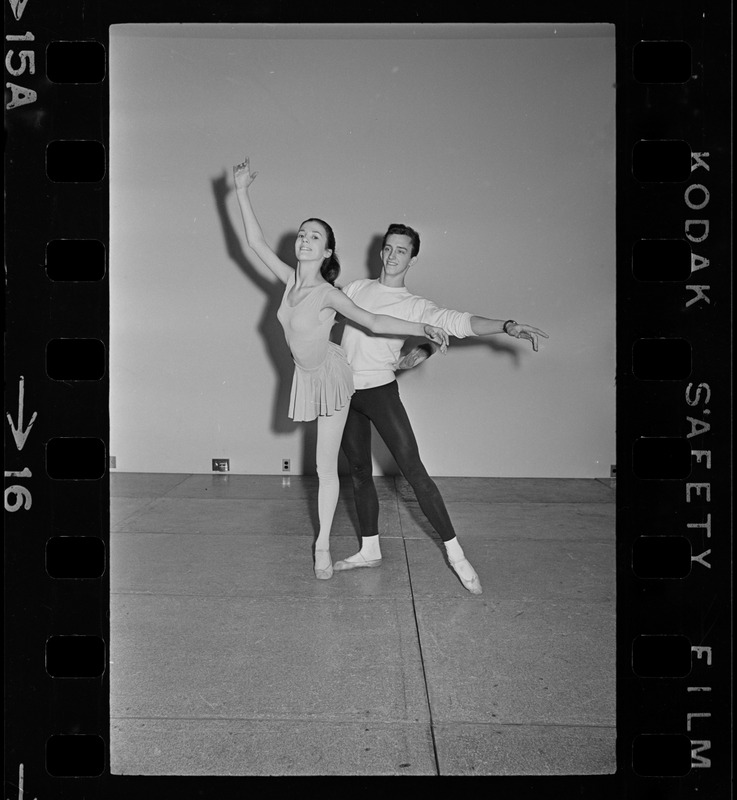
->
<box><xmin>285</xmin><ymin>273</ymin><xmax>330</xmax><ymax>307</ymax></box>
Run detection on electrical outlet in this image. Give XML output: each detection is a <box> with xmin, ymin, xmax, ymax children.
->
<box><xmin>212</xmin><ymin>459</ymin><xmax>230</xmax><ymax>472</ymax></box>
<box><xmin>610</xmin><ymin>465</ymin><xmax>617</xmax><ymax>478</ymax></box>
<box><xmin>109</xmin><ymin>456</ymin><xmax>116</xmax><ymax>469</ymax></box>
<box><xmin>282</xmin><ymin>458</ymin><xmax>291</xmax><ymax>472</ymax></box>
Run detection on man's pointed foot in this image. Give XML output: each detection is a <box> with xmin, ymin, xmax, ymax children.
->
<box><xmin>333</xmin><ymin>552</ymin><xmax>382</xmax><ymax>571</ymax></box>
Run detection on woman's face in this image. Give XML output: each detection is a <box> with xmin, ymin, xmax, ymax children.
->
<box><xmin>295</xmin><ymin>221</ymin><xmax>332</xmax><ymax>264</ymax></box>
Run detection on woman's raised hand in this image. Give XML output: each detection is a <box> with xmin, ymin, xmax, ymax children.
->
<box><xmin>423</xmin><ymin>324</ymin><xmax>449</xmax><ymax>353</ymax></box>
<box><xmin>233</xmin><ymin>157</ymin><xmax>258</xmax><ymax>191</ymax></box>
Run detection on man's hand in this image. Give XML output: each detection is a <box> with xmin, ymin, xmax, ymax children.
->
<box><xmin>508</xmin><ymin>323</ymin><xmax>549</xmax><ymax>352</ymax></box>
<box><xmin>396</xmin><ymin>342</ymin><xmax>437</xmax><ymax>370</ymax></box>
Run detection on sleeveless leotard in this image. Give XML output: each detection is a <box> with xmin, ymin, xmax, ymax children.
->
<box><xmin>276</xmin><ymin>273</ymin><xmax>355</xmax><ymax>421</ymax></box>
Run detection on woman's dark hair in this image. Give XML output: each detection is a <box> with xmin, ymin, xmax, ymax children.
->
<box><xmin>382</xmin><ymin>223</ymin><xmax>421</xmax><ymax>257</ymax></box>
<box><xmin>301</xmin><ymin>218</ymin><xmax>341</xmax><ymax>285</ymax></box>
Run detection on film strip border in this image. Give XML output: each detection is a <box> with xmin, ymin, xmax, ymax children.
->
<box><xmin>5</xmin><ymin>1</ymin><xmax>112</xmax><ymax>795</ymax></box>
<box><xmin>3</xmin><ymin>1</ymin><xmax>732</xmax><ymax>796</ymax></box>
<box><xmin>619</xmin><ymin>2</ymin><xmax>732</xmax><ymax>794</ymax></box>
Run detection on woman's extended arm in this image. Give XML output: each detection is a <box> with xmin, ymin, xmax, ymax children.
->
<box><xmin>327</xmin><ymin>291</ymin><xmax>449</xmax><ymax>352</ymax></box>
<box><xmin>232</xmin><ymin>158</ymin><xmax>293</xmax><ymax>284</ymax></box>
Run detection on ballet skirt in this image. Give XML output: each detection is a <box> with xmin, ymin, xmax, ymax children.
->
<box><xmin>276</xmin><ymin>273</ymin><xmax>355</xmax><ymax>421</ymax></box>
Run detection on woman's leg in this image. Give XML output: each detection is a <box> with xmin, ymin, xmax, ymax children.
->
<box><xmin>313</xmin><ymin>403</ymin><xmax>350</xmax><ymax>578</ymax></box>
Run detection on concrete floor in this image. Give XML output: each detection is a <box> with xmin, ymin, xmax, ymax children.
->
<box><xmin>109</xmin><ymin>473</ymin><xmax>616</xmax><ymax>776</ymax></box>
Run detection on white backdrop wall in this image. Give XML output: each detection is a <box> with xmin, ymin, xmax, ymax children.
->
<box><xmin>110</xmin><ymin>23</ymin><xmax>615</xmax><ymax>478</ymax></box>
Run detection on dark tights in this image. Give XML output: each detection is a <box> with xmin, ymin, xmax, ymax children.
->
<box><xmin>340</xmin><ymin>380</ymin><xmax>456</xmax><ymax>542</ymax></box>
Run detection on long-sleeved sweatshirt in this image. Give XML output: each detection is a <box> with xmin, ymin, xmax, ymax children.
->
<box><xmin>340</xmin><ymin>278</ymin><xmax>474</xmax><ymax>390</ymax></box>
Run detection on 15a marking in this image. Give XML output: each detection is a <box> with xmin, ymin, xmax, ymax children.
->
<box><xmin>5</xmin><ymin>0</ymin><xmax>37</xmax><ymax>110</ymax></box>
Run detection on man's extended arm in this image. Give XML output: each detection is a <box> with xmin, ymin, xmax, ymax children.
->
<box><xmin>469</xmin><ymin>316</ymin><xmax>548</xmax><ymax>351</ymax></box>
<box><xmin>397</xmin><ymin>313</ymin><xmax>548</xmax><ymax>369</ymax></box>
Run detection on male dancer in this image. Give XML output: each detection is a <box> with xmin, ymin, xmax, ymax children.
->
<box><xmin>335</xmin><ymin>223</ymin><xmax>548</xmax><ymax>594</ymax></box>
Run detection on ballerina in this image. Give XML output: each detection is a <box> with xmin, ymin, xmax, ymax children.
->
<box><xmin>232</xmin><ymin>159</ymin><xmax>451</xmax><ymax>580</ymax></box>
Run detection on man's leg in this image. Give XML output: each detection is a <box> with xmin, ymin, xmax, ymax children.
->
<box><xmin>333</xmin><ymin>391</ymin><xmax>384</xmax><ymax>568</ymax></box>
<box><xmin>366</xmin><ymin>382</ymin><xmax>482</xmax><ymax>594</ymax></box>
<box><xmin>342</xmin><ymin>397</ymin><xmax>380</xmax><ymax>538</ymax></box>
<box><xmin>366</xmin><ymin>382</ymin><xmax>455</xmax><ymax>537</ymax></box>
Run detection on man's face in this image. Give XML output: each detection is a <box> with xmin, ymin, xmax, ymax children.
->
<box><xmin>380</xmin><ymin>233</ymin><xmax>416</xmax><ymax>277</ymax></box>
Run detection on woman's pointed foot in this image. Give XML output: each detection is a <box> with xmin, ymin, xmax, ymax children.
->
<box><xmin>449</xmin><ymin>557</ymin><xmax>482</xmax><ymax>595</ymax></box>
<box><xmin>314</xmin><ymin>549</ymin><xmax>333</xmax><ymax>580</ymax></box>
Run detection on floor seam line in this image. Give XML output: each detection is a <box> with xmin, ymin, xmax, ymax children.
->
<box><xmin>111</xmin><ymin>715</ymin><xmax>435</xmax><ymax>725</ymax></box>
<box><xmin>111</xmin><ymin>715</ymin><xmax>616</xmax><ymax>730</ymax></box>
<box><xmin>399</xmin><ymin>517</ymin><xmax>441</xmax><ymax>776</ymax></box>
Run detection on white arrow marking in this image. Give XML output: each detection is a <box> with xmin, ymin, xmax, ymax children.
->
<box><xmin>6</xmin><ymin>377</ymin><xmax>37</xmax><ymax>451</ymax></box>
<box><xmin>7</xmin><ymin>0</ymin><xmax>31</xmax><ymax>22</ymax></box>
<box><xmin>6</xmin><ymin>763</ymin><xmax>37</xmax><ymax>800</ymax></box>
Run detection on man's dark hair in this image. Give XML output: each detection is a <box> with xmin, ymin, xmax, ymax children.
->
<box><xmin>382</xmin><ymin>223</ymin><xmax>420</xmax><ymax>258</ymax></box>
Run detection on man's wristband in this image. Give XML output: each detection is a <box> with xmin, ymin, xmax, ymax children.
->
<box><xmin>503</xmin><ymin>319</ymin><xmax>517</xmax><ymax>335</ymax></box>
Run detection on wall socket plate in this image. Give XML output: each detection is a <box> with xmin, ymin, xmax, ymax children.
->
<box><xmin>109</xmin><ymin>456</ymin><xmax>116</xmax><ymax>469</ymax></box>
<box><xmin>610</xmin><ymin>464</ymin><xmax>617</xmax><ymax>478</ymax></box>
<box><xmin>212</xmin><ymin>459</ymin><xmax>230</xmax><ymax>472</ymax></box>
<box><xmin>282</xmin><ymin>458</ymin><xmax>291</xmax><ymax>472</ymax></box>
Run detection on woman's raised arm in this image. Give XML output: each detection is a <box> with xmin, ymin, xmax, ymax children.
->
<box><xmin>233</xmin><ymin>157</ymin><xmax>293</xmax><ymax>284</ymax></box>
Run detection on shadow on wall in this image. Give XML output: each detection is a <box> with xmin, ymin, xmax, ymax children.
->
<box><xmin>448</xmin><ymin>334</ymin><xmax>522</xmax><ymax>364</ymax></box>
<box><xmin>364</xmin><ymin>233</ymin><xmax>384</xmax><ymax>281</ymax></box>
<box><xmin>209</xmin><ymin>189</ymin><xmax>525</xmax><ymax>479</ymax></box>
<box><xmin>210</xmin><ymin>170</ymin><xmax>316</xmax><ymax>475</ymax></box>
